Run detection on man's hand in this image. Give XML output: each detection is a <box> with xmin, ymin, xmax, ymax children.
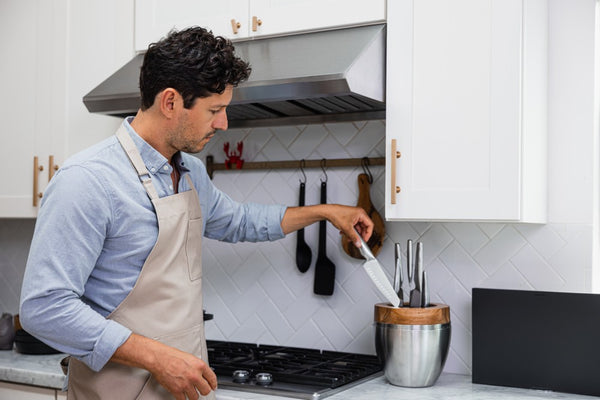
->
<box><xmin>321</xmin><ymin>204</ymin><xmax>373</xmax><ymax>248</ymax></box>
<box><xmin>281</xmin><ymin>204</ymin><xmax>373</xmax><ymax>247</ymax></box>
<box><xmin>111</xmin><ymin>333</ymin><xmax>217</xmax><ymax>400</ymax></box>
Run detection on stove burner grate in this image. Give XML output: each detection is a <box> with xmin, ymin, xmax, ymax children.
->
<box><xmin>207</xmin><ymin>340</ymin><xmax>382</xmax><ymax>389</ymax></box>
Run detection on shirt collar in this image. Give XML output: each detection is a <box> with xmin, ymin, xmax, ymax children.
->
<box><xmin>122</xmin><ymin>117</ymin><xmax>190</xmax><ymax>175</ymax></box>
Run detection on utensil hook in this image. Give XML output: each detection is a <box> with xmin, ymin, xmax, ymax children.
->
<box><xmin>361</xmin><ymin>157</ymin><xmax>373</xmax><ymax>184</ymax></box>
<box><xmin>320</xmin><ymin>159</ymin><xmax>328</xmax><ymax>183</ymax></box>
<box><xmin>299</xmin><ymin>159</ymin><xmax>307</xmax><ymax>184</ymax></box>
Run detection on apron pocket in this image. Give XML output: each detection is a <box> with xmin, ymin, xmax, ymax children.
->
<box><xmin>185</xmin><ymin>217</ymin><xmax>203</xmax><ymax>281</ymax></box>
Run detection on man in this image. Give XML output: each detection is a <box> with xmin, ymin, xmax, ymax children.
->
<box><xmin>20</xmin><ymin>27</ymin><xmax>373</xmax><ymax>400</ymax></box>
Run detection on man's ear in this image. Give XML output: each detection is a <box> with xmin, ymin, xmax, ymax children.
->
<box><xmin>158</xmin><ymin>88</ymin><xmax>178</xmax><ymax>118</ymax></box>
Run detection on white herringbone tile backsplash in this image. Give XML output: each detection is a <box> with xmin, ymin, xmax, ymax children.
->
<box><xmin>196</xmin><ymin>120</ymin><xmax>592</xmax><ymax>375</ymax></box>
<box><xmin>0</xmin><ymin>121</ymin><xmax>592</xmax><ymax>376</ymax></box>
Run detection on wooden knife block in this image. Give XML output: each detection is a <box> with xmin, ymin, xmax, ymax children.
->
<box><xmin>374</xmin><ymin>303</ymin><xmax>450</xmax><ymax>325</ymax></box>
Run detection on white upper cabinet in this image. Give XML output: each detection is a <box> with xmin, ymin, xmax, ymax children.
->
<box><xmin>135</xmin><ymin>0</ymin><xmax>250</xmax><ymax>49</ymax></box>
<box><xmin>135</xmin><ymin>0</ymin><xmax>385</xmax><ymax>51</ymax></box>
<box><xmin>0</xmin><ymin>0</ymin><xmax>66</xmax><ymax>218</ymax></box>
<box><xmin>1</xmin><ymin>0</ymin><xmax>131</xmax><ymax>218</ymax></box>
<box><xmin>248</xmin><ymin>0</ymin><xmax>385</xmax><ymax>37</ymax></box>
<box><xmin>385</xmin><ymin>0</ymin><xmax>547</xmax><ymax>222</ymax></box>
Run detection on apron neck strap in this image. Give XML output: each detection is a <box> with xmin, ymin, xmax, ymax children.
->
<box><xmin>116</xmin><ymin>125</ymin><xmax>160</xmax><ymax>201</ymax></box>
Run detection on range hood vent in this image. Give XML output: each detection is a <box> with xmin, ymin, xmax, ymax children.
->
<box><xmin>83</xmin><ymin>24</ymin><xmax>386</xmax><ymax>128</ymax></box>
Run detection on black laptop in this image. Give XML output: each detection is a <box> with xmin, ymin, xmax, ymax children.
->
<box><xmin>472</xmin><ymin>288</ymin><xmax>600</xmax><ymax>397</ymax></box>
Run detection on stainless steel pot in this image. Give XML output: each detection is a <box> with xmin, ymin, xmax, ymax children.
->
<box><xmin>374</xmin><ymin>303</ymin><xmax>451</xmax><ymax>388</ymax></box>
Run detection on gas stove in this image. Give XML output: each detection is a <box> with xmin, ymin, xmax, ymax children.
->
<box><xmin>207</xmin><ymin>340</ymin><xmax>382</xmax><ymax>399</ymax></box>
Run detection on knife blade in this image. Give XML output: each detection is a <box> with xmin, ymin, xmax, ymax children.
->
<box><xmin>355</xmin><ymin>229</ymin><xmax>401</xmax><ymax>307</ymax></box>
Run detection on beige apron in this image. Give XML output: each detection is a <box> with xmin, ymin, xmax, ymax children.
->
<box><xmin>67</xmin><ymin>126</ymin><xmax>215</xmax><ymax>400</ymax></box>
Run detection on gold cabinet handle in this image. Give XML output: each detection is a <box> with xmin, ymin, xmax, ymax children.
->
<box><xmin>252</xmin><ymin>16</ymin><xmax>262</xmax><ymax>32</ymax></box>
<box><xmin>230</xmin><ymin>19</ymin><xmax>241</xmax><ymax>34</ymax></box>
<box><xmin>33</xmin><ymin>156</ymin><xmax>44</xmax><ymax>207</ymax></box>
<box><xmin>390</xmin><ymin>139</ymin><xmax>401</xmax><ymax>205</ymax></box>
<box><xmin>49</xmin><ymin>155</ymin><xmax>59</xmax><ymax>181</ymax></box>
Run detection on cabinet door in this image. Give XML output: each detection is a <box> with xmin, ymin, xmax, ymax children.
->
<box><xmin>0</xmin><ymin>0</ymin><xmax>58</xmax><ymax>218</ymax></box>
<box><xmin>135</xmin><ymin>0</ymin><xmax>249</xmax><ymax>51</ymax></box>
<box><xmin>385</xmin><ymin>0</ymin><xmax>546</xmax><ymax>222</ymax></box>
<box><xmin>0</xmin><ymin>382</ymin><xmax>56</xmax><ymax>400</ymax></box>
<box><xmin>249</xmin><ymin>0</ymin><xmax>385</xmax><ymax>37</ymax></box>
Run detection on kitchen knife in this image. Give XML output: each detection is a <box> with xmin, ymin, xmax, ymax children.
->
<box><xmin>409</xmin><ymin>241</ymin><xmax>423</xmax><ymax>307</ymax></box>
<box><xmin>393</xmin><ymin>243</ymin><xmax>403</xmax><ymax>306</ymax></box>
<box><xmin>356</xmin><ymin>229</ymin><xmax>401</xmax><ymax>307</ymax></box>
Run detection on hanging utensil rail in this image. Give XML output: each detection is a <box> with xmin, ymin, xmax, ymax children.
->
<box><xmin>206</xmin><ymin>155</ymin><xmax>385</xmax><ymax>179</ymax></box>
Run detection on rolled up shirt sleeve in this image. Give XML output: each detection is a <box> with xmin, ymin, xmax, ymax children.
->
<box><xmin>20</xmin><ymin>165</ymin><xmax>131</xmax><ymax>372</ymax></box>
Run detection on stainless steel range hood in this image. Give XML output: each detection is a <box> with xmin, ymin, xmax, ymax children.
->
<box><xmin>83</xmin><ymin>24</ymin><xmax>385</xmax><ymax>128</ymax></box>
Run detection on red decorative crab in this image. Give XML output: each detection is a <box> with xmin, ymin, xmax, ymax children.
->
<box><xmin>224</xmin><ymin>141</ymin><xmax>244</xmax><ymax>169</ymax></box>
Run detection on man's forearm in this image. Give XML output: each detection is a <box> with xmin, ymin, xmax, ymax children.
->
<box><xmin>280</xmin><ymin>205</ymin><xmax>326</xmax><ymax>234</ymax></box>
<box><xmin>281</xmin><ymin>204</ymin><xmax>373</xmax><ymax>246</ymax></box>
<box><xmin>110</xmin><ymin>333</ymin><xmax>159</xmax><ymax>371</ymax></box>
<box><xmin>111</xmin><ymin>333</ymin><xmax>217</xmax><ymax>400</ymax></box>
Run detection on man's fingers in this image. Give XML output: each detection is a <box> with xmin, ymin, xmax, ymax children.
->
<box><xmin>190</xmin><ymin>373</ymin><xmax>214</xmax><ymax>396</ymax></box>
<box><xmin>203</xmin><ymin>365</ymin><xmax>218</xmax><ymax>390</ymax></box>
<box><xmin>183</xmin><ymin>385</ymin><xmax>200</xmax><ymax>400</ymax></box>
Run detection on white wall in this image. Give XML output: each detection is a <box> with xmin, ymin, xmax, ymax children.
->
<box><xmin>547</xmin><ymin>0</ymin><xmax>598</xmax><ymax>224</ymax></box>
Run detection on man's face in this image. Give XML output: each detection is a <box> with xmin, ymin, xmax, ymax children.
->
<box><xmin>168</xmin><ymin>85</ymin><xmax>233</xmax><ymax>154</ymax></box>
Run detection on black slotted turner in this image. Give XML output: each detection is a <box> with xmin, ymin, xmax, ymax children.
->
<box><xmin>313</xmin><ymin>181</ymin><xmax>335</xmax><ymax>295</ymax></box>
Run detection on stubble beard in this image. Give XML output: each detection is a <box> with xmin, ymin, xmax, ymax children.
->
<box><xmin>170</xmin><ymin>117</ymin><xmax>215</xmax><ymax>154</ymax></box>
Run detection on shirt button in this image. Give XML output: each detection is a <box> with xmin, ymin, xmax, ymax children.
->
<box><xmin>150</xmin><ymin>167</ymin><xmax>156</xmax><ymax>173</ymax></box>
<box><xmin>169</xmin><ymin>185</ymin><xmax>173</xmax><ymax>190</ymax></box>
<box><xmin>163</xmin><ymin>166</ymin><xmax>169</xmax><ymax>171</ymax></box>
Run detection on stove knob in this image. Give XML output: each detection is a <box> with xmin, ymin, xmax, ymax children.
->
<box><xmin>232</xmin><ymin>369</ymin><xmax>250</xmax><ymax>383</ymax></box>
<box><xmin>255</xmin><ymin>372</ymin><xmax>273</xmax><ymax>386</ymax></box>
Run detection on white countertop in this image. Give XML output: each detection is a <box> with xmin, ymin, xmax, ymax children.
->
<box><xmin>0</xmin><ymin>350</ymin><xmax>65</xmax><ymax>389</ymax></box>
<box><xmin>0</xmin><ymin>350</ymin><xmax>596</xmax><ymax>399</ymax></box>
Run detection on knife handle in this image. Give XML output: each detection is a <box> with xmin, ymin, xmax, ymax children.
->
<box><xmin>406</xmin><ymin>239</ymin><xmax>413</xmax><ymax>283</ymax></box>
<box><xmin>422</xmin><ymin>270</ymin><xmax>429</xmax><ymax>307</ymax></box>
<box><xmin>415</xmin><ymin>242</ymin><xmax>423</xmax><ymax>290</ymax></box>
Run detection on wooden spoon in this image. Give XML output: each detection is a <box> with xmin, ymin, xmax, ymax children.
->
<box><xmin>342</xmin><ymin>173</ymin><xmax>385</xmax><ymax>259</ymax></box>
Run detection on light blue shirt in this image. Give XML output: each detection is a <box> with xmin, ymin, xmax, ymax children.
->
<box><xmin>20</xmin><ymin>118</ymin><xmax>286</xmax><ymax>372</ymax></box>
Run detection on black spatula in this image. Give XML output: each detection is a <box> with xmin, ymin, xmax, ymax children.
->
<box><xmin>296</xmin><ymin>181</ymin><xmax>312</xmax><ymax>273</ymax></box>
<box><xmin>313</xmin><ymin>181</ymin><xmax>335</xmax><ymax>295</ymax></box>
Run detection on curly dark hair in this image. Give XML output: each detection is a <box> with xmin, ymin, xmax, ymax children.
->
<box><xmin>139</xmin><ymin>26</ymin><xmax>251</xmax><ymax>110</ymax></box>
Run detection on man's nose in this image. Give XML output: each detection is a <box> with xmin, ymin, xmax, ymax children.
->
<box><xmin>213</xmin><ymin>109</ymin><xmax>228</xmax><ymax>131</ymax></box>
